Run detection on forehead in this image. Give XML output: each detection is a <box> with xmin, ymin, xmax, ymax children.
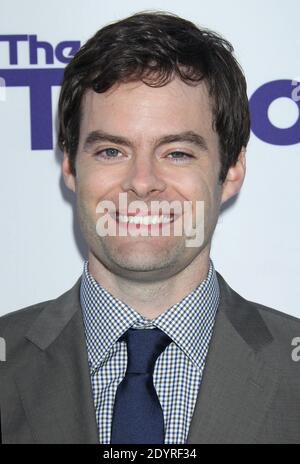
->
<box><xmin>79</xmin><ymin>77</ymin><xmax>215</xmax><ymax>143</ymax></box>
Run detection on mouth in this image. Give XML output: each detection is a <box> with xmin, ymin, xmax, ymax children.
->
<box><xmin>115</xmin><ymin>212</ymin><xmax>175</xmax><ymax>225</ymax></box>
<box><xmin>107</xmin><ymin>212</ymin><xmax>180</xmax><ymax>233</ymax></box>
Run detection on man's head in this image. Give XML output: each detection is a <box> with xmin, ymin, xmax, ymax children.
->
<box><xmin>58</xmin><ymin>11</ymin><xmax>250</xmax><ymax>183</ymax></box>
<box><xmin>60</xmin><ymin>12</ymin><xmax>249</xmax><ymax>282</ymax></box>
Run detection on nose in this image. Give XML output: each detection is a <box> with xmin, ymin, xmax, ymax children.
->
<box><xmin>121</xmin><ymin>153</ymin><xmax>167</xmax><ymax>199</ymax></box>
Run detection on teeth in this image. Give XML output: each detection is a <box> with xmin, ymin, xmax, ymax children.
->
<box><xmin>118</xmin><ymin>215</ymin><xmax>173</xmax><ymax>225</ymax></box>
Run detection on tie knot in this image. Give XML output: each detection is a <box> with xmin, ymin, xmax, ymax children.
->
<box><xmin>121</xmin><ymin>328</ymin><xmax>172</xmax><ymax>374</ymax></box>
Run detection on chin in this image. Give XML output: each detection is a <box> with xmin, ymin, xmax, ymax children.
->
<box><xmin>114</xmin><ymin>253</ymin><xmax>167</xmax><ymax>270</ymax></box>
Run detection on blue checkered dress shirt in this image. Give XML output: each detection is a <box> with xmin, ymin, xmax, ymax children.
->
<box><xmin>80</xmin><ymin>259</ymin><xmax>220</xmax><ymax>444</ymax></box>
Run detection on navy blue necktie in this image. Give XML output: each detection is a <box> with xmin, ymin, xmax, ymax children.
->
<box><xmin>110</xmin><ymin>327</ymin><xmax>172</xmax><ymax>444</ymax></box>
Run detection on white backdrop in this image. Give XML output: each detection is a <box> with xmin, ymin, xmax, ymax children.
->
<box><xmin>0</xmin><ymin>0</ymin><xmax>299</xmax><ymax>317</ymax></box>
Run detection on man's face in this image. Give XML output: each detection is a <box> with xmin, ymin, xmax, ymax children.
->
<box><xmin>63</xmin><ymin>77</ymin><xmax>244</xmax><ymax>282</ymax></box>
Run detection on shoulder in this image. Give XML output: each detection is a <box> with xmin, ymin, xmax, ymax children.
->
<box><xmin>0</xmin><ymin>298</ymin><xmax>54</xmax><ymax>364</ymax></box>
<box><xmin>0</xmin><ymin>277</ymin><xmax>82</xmax><ymax>353</ymax></box>
<box><xmin>244</xmin><ymin>296</ymin><xmax>300</xmax><ymax>367</ymax></box>
<box><xmin>217</xmin><ymin>271</ymin><xmax>300</xmax><ymax>329</ymax></box>
<box><xmin>228</xmin><ymin>278</ymin><xmax>300</xmax><ymax>338</ymax></box>
<box><xmin>0</xmin><ymin>300</ymin><xmax>51</xmax><ymax>338</ymax></box>
<box><xmin>217</xmin><ymin>272</ymin><xmax>300</xmax><ymax>369</ymax></box>
<box><xmin>252</xmin><ymin>299</ymin><xmax>300</xmax><ymax>337</ymax></box>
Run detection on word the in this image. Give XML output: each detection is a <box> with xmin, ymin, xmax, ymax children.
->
<box><xmin>0</xmin><ymin>35</ymin><xmax>80</xmax><ymax>65</ymax></box>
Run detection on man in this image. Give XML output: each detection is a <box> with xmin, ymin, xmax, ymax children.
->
<box><xmin>0</xmin><ymin>11</ymin><xmax>300</xmax><ymax>444</ymax></box>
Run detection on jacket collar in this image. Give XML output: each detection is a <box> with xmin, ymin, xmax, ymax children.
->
<box><xmin>18</xmin><ymin>277</ymin><xmax>99</xmax><ymax>443</ymax></box>
<box><xmin>186</xmin><ymin>272</ymin><xmax>278</xmax><ymax>444</ymax></box>
<box><xmin>22</xmin><ymin>272</ymin><xmax>278</xmax><ymax>444</ymax></box>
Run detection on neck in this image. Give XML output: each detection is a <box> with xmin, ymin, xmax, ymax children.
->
<box><xmin>87</xmin><ymin>248</ymin><xmax>211</xmax><ymax>319</ymax></box>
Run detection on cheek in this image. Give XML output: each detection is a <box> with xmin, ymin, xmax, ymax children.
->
<box><xmin>179</xmin><ymin>170</ymin><xmax>221</xmax><ymax>223</ymax></box>
<box><xmin>76</xmin><ymin>166</ymin><xmax>115</xmax><ymax>202</ymax></box>
<box><xmin>177</xmin><ymin>169</ymin><xmax>214</xmax><ymax>200</ymax></box>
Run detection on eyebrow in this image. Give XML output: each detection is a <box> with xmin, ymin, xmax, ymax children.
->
<box><xmin>82</xmin><ymin>130</ymin><xmax>209</xmax><ymax>152</ymax></box>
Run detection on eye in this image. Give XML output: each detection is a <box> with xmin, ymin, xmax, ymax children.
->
<box><xmin>166</xmin><ymin>151</ymin><xmax>194</xmax><ymax>162</ymax></box>
<box><xmin>94</xmin><ymin>148</ymin><xmax>122</xmax><ymax>160</ymax></box>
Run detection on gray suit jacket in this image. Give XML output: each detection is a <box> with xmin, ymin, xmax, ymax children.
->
<box><xmin>1</xmin><ymin>272</ymin><xmax>300</xmax><ymax>444</ymax></box>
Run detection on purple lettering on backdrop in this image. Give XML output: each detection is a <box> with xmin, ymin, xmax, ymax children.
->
<box><xmin>55</xmin><ymin>41</ymin><xmax>81</xmax><ymax>63</ymax></box>
<box><xmin>0</xmin><ymin>35</ymin><xmax>28</xmax><ymax>65</ymax></box>
<box><xmin>1</xmin><ymin>64</ymin><xmax>299</xmax><ymax>151</ymax></box>
<box><xmin>0</xmin><ymin>69</ymin><xmax>63</xmax><ymax>149</ymax></box>
<box><xmin>249</xmin><ymin>80</ymin><xmax>300</xmax><ymax>145</ymax></box>
<box><xmin>0</xmin><ymin>35</ymin><xmax>80</xmax><ymax>65</ymax></box>
<box><xmin>29</xmin><ymin>35</ymin><xmax>54</xmax><ymax>65</ymax></box>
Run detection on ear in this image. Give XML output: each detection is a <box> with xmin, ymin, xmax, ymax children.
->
<box><xmin>221</xmin><ymin>148</ymin><xmax>246</xmax><ymax>205</ymax></box>
<box><xmin>62</xmin><ymin>151</ymin><xmax>76</xmax><ymax>192</ymax></box>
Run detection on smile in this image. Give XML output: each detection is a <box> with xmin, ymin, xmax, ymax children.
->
<box><xmin>117</xmin><ymin>214</ymin><xmax>175</xmax><ymax>225</ymax></box>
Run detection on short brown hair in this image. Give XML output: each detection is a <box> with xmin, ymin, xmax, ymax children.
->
<box><xmin>58</xmin><ymin>11</ymin><xmax>250</xmax><ymax>183</ymax></box>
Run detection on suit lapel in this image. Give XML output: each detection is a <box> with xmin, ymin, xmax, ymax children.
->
<box><xmin>14</xmin><ymin>278</ymin><xmax>99</xmax><ymax>444</ymax></box>
<box><xmin>187</xmin><ymin>273</ymin><xmax>280</xmax><ymax>444</ymax></box>
<box><xmin>12</xmin><ymin>271</ymin><xmax>280</xmax><ymax>444</ymax></box>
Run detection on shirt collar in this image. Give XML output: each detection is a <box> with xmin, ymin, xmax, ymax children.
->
<box><xmin>81</xmin><ymin>259</ymin><xmax>219</xmax><ymax>373</ymax></box>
